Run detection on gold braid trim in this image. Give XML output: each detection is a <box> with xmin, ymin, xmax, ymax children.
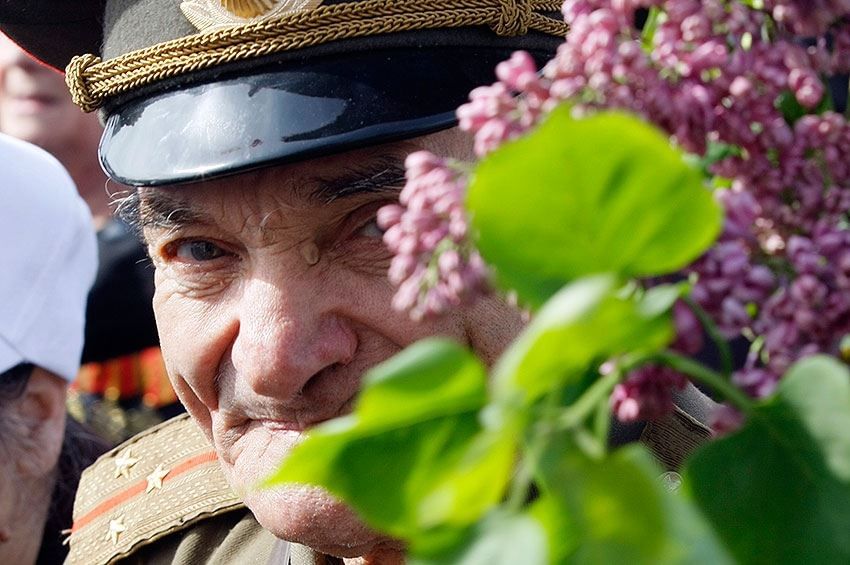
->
<box><xmin>65</xmin><ymin>0</ymin><xmax>568</xmax><ymax>112</ymax></box>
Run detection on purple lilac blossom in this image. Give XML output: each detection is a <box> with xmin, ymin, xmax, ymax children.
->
<box><xmin>611</xmin><ymin>364</ymin><xmax>688</xmax><ymax>423</ymax></box>
<box><xmin>545</xmin><ymin>1</ymin><xmax>850</xmax><ymax>411</ymax></box>
<box><xmin>611</xmin><ymin>300</ymin><xmax>697</xmax><ymax>423</ymax></box>
<box><xmin>382</xmin><ymin>0</ymin><xmax>850</xmax><ymax>423</ymax></box>
<box><xmin>709</xmin><ymin>403</ymin><xmax>746</xmax><ymax>436</ymax></box>
<box><xmin>378</xmin><ymin>151</ymin><xmax>488</xmax><ymax>321</ymax></box>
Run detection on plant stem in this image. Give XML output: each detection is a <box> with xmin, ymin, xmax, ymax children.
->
<box><xmin>593</xmin><ymin>392</ymin><xmax>611</xmax><ymax>451</ymax></box>
<box><xmin>652</xmin><ymin>351</ymin><xmax>754</xmax><ymax>414</ymax></box>
<box><xmin>508</xmin><ymin>348</ymin><xmax>753</xmax><ymax>511</ymax></box>
<box><xmin>683</xmin><ymin>296</ymin><xmax>733</xmax><ymax>377</ymax></box>
<box><xmin>506</xmin><ymin>448</ymin><xmax>536</xmax><ymax>512</ymax></box>
<box><xmin>573</xmin><ymin>427</ymin><xmax>605</xmax><ymax>459</ymax></box>
<box><xmin>507</xmin><ymin>389</ymin><xmax>560</xmax><ymax>512</ymax></box>
<box><xmin>557</xmin><ymin>369</ymin><xmax>622</xmax><ymax>430</ymax></box>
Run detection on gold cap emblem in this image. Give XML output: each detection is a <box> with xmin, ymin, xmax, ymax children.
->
<box><xmin>181</xmin><ymin>0</ymin><xmax>323</xmax><ymax>32</ymax></box>
<box><xmin>221</xmin><ymin>0</ymin><xmax>276</xmax><ymax>18</ymax></box>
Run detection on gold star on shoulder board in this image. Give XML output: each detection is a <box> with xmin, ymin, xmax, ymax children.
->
<box><xmin>113</xmin><ymin>448</ymin><xmax>140</xmax><ymax>479</ymax></box>
<box><xmin>105</xmin><ymin>515</ymin><xmax>127</xmax><ymax>545</ymax></box>
<box><xmin>145</xmin><ymin>464</ymin><xmax>170</xmax><ymax>493</ymax></box>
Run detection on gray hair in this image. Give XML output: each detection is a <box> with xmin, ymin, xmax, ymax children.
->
<box><xmin>0</xmin><ymin>362</ymin><xmax>110</xmax><ymax>561</ymax></box>
<box><xmin>0</xmin><ymin>363</ymin><xmax>33</xmax><ymax>448</ymax></box>
<box><xmin>0</xmin><ymin>362</ymin><xmax>32</xmax><ymax>402</ymax></box>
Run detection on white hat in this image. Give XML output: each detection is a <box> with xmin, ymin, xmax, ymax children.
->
<box><xmin>0</xmin><ymin>133</ymin><xmax>97</xmax><ymax>382</ymax></box>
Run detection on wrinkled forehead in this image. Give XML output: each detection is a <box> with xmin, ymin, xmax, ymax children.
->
<box><xmin>135</xmin><ymin>143</ymin><xmax>407</xmax><ymax>231</ymax></box>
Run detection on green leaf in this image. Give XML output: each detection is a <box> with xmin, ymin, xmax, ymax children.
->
<box><xmin>418</xmin><ymin>429</ymin><xmax>517</xmax><ymax>529</ymax></box>
<box><xmin>492</xmin><ymin>276</ymin><xmax>673</xmax><ymax>408</ymax></box>
<box><xmin>264</xmin><ymin>339</ymin><xmax>513</xmax><ymax>542</ymax></box>
<box><xmin>538</xmin><ymin>443</ymin><xmax>732</xmax><ymax>564</ymax></box>
<box><xmin>777</xmin><ymin>88</ymin><xmax>833</xmax><ymax>125</ymax></box>
<box><xmin>685</xmin><ymin>355</ymin><xmax>850</xmax><ymax>564</ymax></box>
<box><xmin>467</xmin><ymin>106</ymin><xmax>721</xmax><ymax>308</ymax></box>
<box><xmin>354</xmin><ymin>337</ymin><xmax>488</xmax><ymax>429</ymax></box>
<box><xmin>410</xmin><ymin>510</ymin><xmax>548</xmax><ymax>565</ymax></box>
<box><xmin>689</xmin><ymin>141</ymin><xmax>743</xmax><ymax>177</ymax></box>
<box><xmin>639</xmin><ymin>282</ymin><xmax>690</xmax><ymax>317</ymax></box>
<box><xmin>528</xmin><ymin>493</ymin><xmax>579</xmax><ymax>564</ymax></box>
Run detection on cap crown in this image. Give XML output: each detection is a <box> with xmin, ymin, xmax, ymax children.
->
<box><xmin>1</xmin><ymin>1</ymin><xmax>566</xmax><ymax>185</ymax></box>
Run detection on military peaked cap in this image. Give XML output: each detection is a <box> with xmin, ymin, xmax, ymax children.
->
<box><xmin>0</xmin><ymin>0</ymin><xmax>566</xmax><ymax>186</ymax></box>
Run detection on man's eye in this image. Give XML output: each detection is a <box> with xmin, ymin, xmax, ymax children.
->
<box><xmin>357</xmin><ymin>219</ymin><xmax>385</xmax><ymax>239</ymax></box>
<box><xmin>173</xmin><ymin>240</ymin><xmax>227</xmax><ymax>262</ymax></box>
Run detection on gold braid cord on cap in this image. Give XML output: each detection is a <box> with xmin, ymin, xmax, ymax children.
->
<box><xmin>65</xmin><ymin>0</ymin><xmax>568</xmax><ymax>113</ymax></box>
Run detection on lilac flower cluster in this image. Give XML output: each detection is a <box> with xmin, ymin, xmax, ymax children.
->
<box><xmin>466</xmin><ymin>1</ymin><xmax>850</xmax><ymax>416</ymax></box>
<box><xmin>383</xmin><ymin>0</ymin><xmax>850</xmax><ymax>425</ymax></box>
<box><xmin>611</xmin><ymin>301</ymin><xmax>698</xmax><ymax>422</ymax></box>
<box><xmin>457</xmin><ymin>51</ymin><xmax>554</xmax><ymax>158</ymax></box>
<box><xmin>767</xmin><ymin>0</ymin><xmax>850</xmax><ymax>36</ymax></box>
<box><xmin>378</xmin><ymin>151</ymin><xmax>488</xmax><ymax>321</ymax></box>
<box><xmin>611</xmin><ymin>364</ymin><xmax>687</xmax><ymax>422</ymax></box>
<box><xmin>709</xmin><ymin>403</ymin><xmax>746</xmax><ymax>436</ymax></box>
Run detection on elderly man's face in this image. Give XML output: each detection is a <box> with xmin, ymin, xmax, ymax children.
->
<box><xmin>140</xmin><ymin>130</ymin><xmax>523</xmax><ymax>559</ymax></box>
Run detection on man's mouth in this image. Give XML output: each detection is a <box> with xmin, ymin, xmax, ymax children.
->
<box><xmin>254</xmin><ymin>403</ymin><xmax>352</xmax><ymax>432</ymax></box>
<box><xmin>234</xmin><ymin>389</ymin><xmax>359</xmax><ymax>434</ymax></box>
<box><xmin>258</xmin><ymin>418</ymin><xmax>311</xmax><ymax>433</ymax></box>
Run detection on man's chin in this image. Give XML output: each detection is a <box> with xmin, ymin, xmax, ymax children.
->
<box><xmin>244</xmin><ymin>484</ymin><xmax>396</xmax><ymax>558</ymax></box>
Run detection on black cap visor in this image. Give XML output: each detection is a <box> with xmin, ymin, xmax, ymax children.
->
<box><xmin>101</xmin><ymin>47</ymin><xmax>527</xmax><ymax>186</ymax></box>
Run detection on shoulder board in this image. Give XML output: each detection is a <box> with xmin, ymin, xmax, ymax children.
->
<box><xmin>641</xmin><ymin>405</ymin><xmax>713</xmax><ymax>472</ymax></box>
<box><xmin>66</xmin><ymin>414</ymin><xmax>244</xmax><ymax>565</ymax></box>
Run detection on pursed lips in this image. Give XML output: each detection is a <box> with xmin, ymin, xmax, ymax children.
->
<box><xmin>214</xmin><ymin>413</ymin><xmax>309</xmax><ymax>470</ymax></box>
<box><xmin>249</xmin><ymin>392</ymin><xmax>358</xmax><ymax>432</ymax></box>
<box><xmin>216</xmin><ymin>390</ymin><xmax>357</xmax><ymax>443</ymax></box>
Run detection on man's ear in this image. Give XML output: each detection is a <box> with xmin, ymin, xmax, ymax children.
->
<box><xmin>14</xmin><ymin>367</ymin><xmax>67</xmax><ymax>478</ymax></box>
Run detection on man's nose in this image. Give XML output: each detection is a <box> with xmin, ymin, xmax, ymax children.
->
<box><xmin>229</xmin><ymin>275</ymin><xmax>357</xmax><ymax>401</ymax></box>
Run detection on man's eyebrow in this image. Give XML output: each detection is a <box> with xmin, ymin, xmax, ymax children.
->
<box><xmin>137</xmin><ymin>191</ymin><xmax>212</xmax><ymax>230</ymax></box>
<box><xmin>129</xmin><ymin>160</ymin><xmax>407</xmax><ymax>229</ymax></box>
<box><xmin>311</xmin><ymin>160</ymin><xmax>407</xmax><ymax>203</ymax></box>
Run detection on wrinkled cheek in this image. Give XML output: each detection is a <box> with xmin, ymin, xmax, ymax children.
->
<box><xmin>152</xmin><ymin>287</ymin><xmax>190</xmax><ymax>390</ymax></box>
<box><xmin>151</xmin><ymin>280</ymin><xmax>230</xmax><ymax>423</ymax></box>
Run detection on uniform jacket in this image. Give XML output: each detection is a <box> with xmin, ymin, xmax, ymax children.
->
<box><xmin>64</xmin><ymin>386</ymin><xmax>714</xmax><ymax>565</ymax></box>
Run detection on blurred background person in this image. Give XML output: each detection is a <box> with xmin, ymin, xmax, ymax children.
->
<box><xmin>0</xmin><ymin>133</ymin><xmax>107</xmax><ymax>564</ymax></box>
<box><xmin>0</xmin><ymin>33</ymin><xmax>182</xmax><ymax>443</ymax></box>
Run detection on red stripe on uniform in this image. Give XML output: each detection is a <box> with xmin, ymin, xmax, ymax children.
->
<box><xmin>71</xmin><ymin>451</ymin><xmax>218</xmax><ymax>533</ymax></box>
